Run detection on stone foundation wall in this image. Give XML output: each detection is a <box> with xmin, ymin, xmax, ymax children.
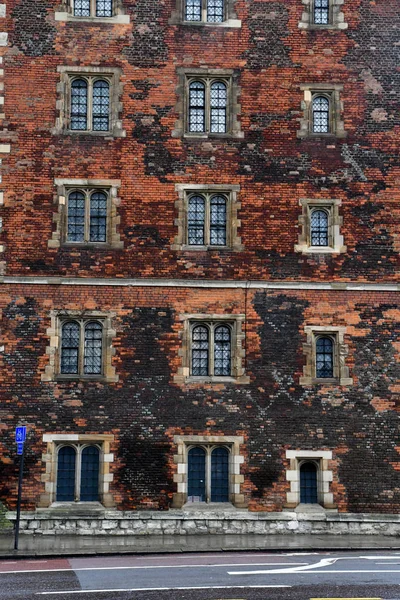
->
<box><xmin>7</xmin><ymin>510</ymin><xmax>400</xmax><ymax>537</ymax></box>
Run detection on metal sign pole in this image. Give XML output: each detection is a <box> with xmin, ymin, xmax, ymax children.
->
<box><xmin>14</xmin><ymin>442</ymin><xmax>25</xmax><ymax>551</ymax></box>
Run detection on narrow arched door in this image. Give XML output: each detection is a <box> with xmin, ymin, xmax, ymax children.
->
<box><xmin>300</xmin><ymin>462</ymin><xmax>318</xmax><ymax>504</ymax></box>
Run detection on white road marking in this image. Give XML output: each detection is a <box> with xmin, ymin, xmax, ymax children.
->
<box><xmin>229</xmin><ymin>556</ymin><xmax>341</xmax><ymax>575</ymax></box>
<box><xmin>229</xmin><ymin>570</ymin><xmax>400</xmax><ymax>575</ymax></box>
<box><xmin>37</xmin><ymin>585</ymin><xmax>292</xmax><ymax>595</ymax></box>
<box><xmin>0</xmin><ymin>562</ymin><xmax>308</xmax><ymax>575</ymax></box>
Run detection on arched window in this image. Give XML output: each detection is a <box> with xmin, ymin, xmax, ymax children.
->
<box><xmin>316</xmin><ymin>336</ymin><xmax>334</xmax><ymax>378</ymax></box>
<box><xmin>187</xmin><ymin>193</ymin><xmax>227</xmax><ymax>247</ymax></box>
<box><xmin>67</xmin><ymin>191</ymin><xmax>85</xmax><ymax>243</ymax></box>
<box><xmin>61</xmin><ymin>321</ymin><xmax>80</xmax><ymax>374</ymax></box>
<box><xmin>92</xmin><ymin>80</ymin><xmax>110</xmax><ymax>131</ymax></box>
<box><xmin>66</xmin><ymin>189</ymin><xmax>109</xmax><ymax>245</ymax></box>
<box><xmin>185</xmin><ymin>0</ymin><xmax>202</xmax><ymax>21</ymax></box>
<box><xmin>192</xmin><ymin>325</ymin><xmax>209</xmax><ymax>376</ymax></box>
<box><xmin>211</xmin><ymin>447</ymin><xmax>229</xmax><ymax>501</ymax></box>
<box><xmin>190</xmin><ymin>322</ymin><xmax>233</xmax><ymax>378</ymax></box>
<box><xmin>189</xmin><ymin>81</ymin><xmax>206</xmax><ymax>133</ymax></box>
<box><xmin>214</xmin><ymin>325</ymin><xmax>231</xmax><ymax>376</ymax></box>
<box><xmin>207</xmin><ymin>0</ymin><xmax>224</xmax><ymax>23</ymax></box>
<box><xmin>56</xmin><ymin>444</ymin><xmax>101</xmax><ymax>502</ymax></box>
<box><xmin>96</xmin><ymin>0</ymin><xmax>113</xmax><ymax>17</ymax></box>
<box><xmin>80</xmin><ymin>446</ymin><xmax>100</xmax><ymax>501</ymax></box>
<box><xmin>70</xmin><ymin>79</ymin><xmax>88</xmax><ymax>130</ymax></box>
<box><xmin>90</xmin><ymin>191</ymin><xmax>108</xmax><ymax>242</ymax></box>
<box><xmin>74</xmin><ymin>0</ymin><xmax>90</xmax><ymax>17</ymax></box>
<box><xmin>84</xmin><ymin>321</ymin><xmax>103</xmax><ymax>375</ymax></box>
<box><xmin>312</xmin><ymin>95</ymin><xmax>330</xmax><ymax>133</ymax></box>
<box><xmin>74</xmin><ymin>0</ymin><xmax>113</xmax><ymax>17</ymax></box>
<box><xmin>210</xmin><ymin>195</ymin><xmax>227</xmax><ymax>245</ymax></box>
<box><xmin>60</xmin><ymin>319</ymin><xmax>104</xmax><ymax>377</ymax></box>
<box><xmin>300</xmin><ymin>462</ymin><xmax>318</xmax><ymax>503</ymax></box>
<box><xmin>310</xmin><ymin>209</ymin><xmax>329</xmax><ymax>246</ymax></box>
<box><xmin>188</xmin><ymin>447</ymin><xmax>206</xmax><ymax>501</ymax></box>
<box><xmin>188</xmin><ymin>195</ymin><xmax>205</xmax><ymax>245</ymax></box>
<box><xmin>313</xmin><ymin>0</ymin><xmax>330</xmax><ymax>25</ymax></box>
<box><xmin>210</xmin><ymin>81</ymin><xmax>227</xmax><ymax>133</ymax></box>
<box><xmin>57</xmin><ymin>446</ymin><xmax>76</xmax><ymax>501</ymax></box>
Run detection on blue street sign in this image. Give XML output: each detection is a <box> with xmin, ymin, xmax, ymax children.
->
<box><xmin>17</xmin><ymin>442</ymin><xmax>24</xmax><ymax>455</ymax></box>
<box><xmin>15</xmin><ymin>426</ymin><xmax>27</xmax><ymax>443</ymax></box>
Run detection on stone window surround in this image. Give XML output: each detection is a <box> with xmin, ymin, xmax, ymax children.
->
<box><xmin>41</xmin><ymin>310</ymin><xmax>119</xmax><ymax>383</ymax></box>
<box><xmin>172</xmin><ymin>68</ymin><xmax>243</xmax><ymax>139</ymax></box>
<box><xmin>55</xmin><ymin>0</ymin><xmax>130</xmax><ymax>23</ymax></box>
<box><xmin>39</xmin><ymin>433</ymin><xmax>115</xmax><ymax>508</ymax></box>
<box><xmin>48</xmin><ymin>178</ymin><xmax>123</xmax><ymax>250</ymax></box>
<box><xmin>298</xmin><ymin>0</ymin><xmax>348</xmax><ymax>30</ymax></box>
<box><xmin>172</xmin><ymin>184</ymin><xmax>243</xmax><ymax>252</ymax></box>
<box><xmin>169</xmin><ymin>0</ymin><xmax>241</xmax><ymax>28</ymax></box>
<box><xmin>300</xmin><ymin>325</ymin><xmax>353</xmax><ymax>386</ymax></box>
<box><xmin>297</xmin><ymin>83</ymin><xmax>346</xmax><ymax>139</ymax></box>
<box><xmin>53</xmin><ymin>66</ymin><xmax>125</xmax><ymax>138</ymax></box>
<box><xmin>172</xmin><ymin>434</ymin><xmax>246</xmax><ymax>508</ymax></box>
<box><xmin>285</xmin><ymin>449</ymin><xmax>336</xmax><ymax>509</ymax></box>
<box><xmin>173</xmin><ymin>313</ymin><xmax>250</xmax><ymax>385</ymax></box>
<box><xmin>295</xmin><ymin>198</ymin><xmax>346</xmax><ymax>255</ymax></box>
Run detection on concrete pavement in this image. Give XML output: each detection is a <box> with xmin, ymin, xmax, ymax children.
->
<box><xmin>0</xmin><ymin>531</ymin><xmax>399</xmax><ymax>558</ymax></box>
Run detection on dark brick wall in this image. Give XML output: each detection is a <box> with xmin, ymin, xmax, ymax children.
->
<box><xmin>0</xmin><ymin>1</ymin><xmax>399</xmax><ymax>514</ymax></box>
<box><xmin>0</xmin><ymin>285</ymin><xmax>398</xmax><ymax>512</ymax></box>
<box><xmin>0</xmin><ymin>0</ymin><xmax>399</xmax><ymax>281</ymax></box>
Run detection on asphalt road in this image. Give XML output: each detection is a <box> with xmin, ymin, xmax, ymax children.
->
<box><xmin>0</xmin><ymin>550</ymin><xmax>399</xmax><ymax>600</ymax></box>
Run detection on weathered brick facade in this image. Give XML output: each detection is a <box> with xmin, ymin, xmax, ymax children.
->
<box><xmin>0</xmin><ymin>0</ymin><xmax>399</xmax><ymax>519</ymax></box>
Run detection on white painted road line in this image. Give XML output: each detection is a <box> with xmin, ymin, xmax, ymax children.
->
<box><xmin>0</xmin><ymin>562</ymin><xmax>308</xmax><ymax>575</ymax></box>
<box><xmin>229</xmin><ymin>570</ymin><xmax>400</xmax><ymax>575</ymax></box>
<box><xmin>230</xmin><ymin>556</ymin><xmax>341</xmax><ymax>575</ymax></box>
<box><xmin>37</xmin><ymin>585</ymin><xmax>292</xmax><ymax>595</ymax></box>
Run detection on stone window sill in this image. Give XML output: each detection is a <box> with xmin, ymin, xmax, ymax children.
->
<box><xmin>180</xmin><ymin>245</ymin><xmax>230</xmax><ymax>252</ymax></box>
<box><xmin>184</xmin><ymin>375</ymin><xmax>250</xmax><ymax>385</ymax></box>
<box><xmin>177</xmin><ymin>19</ymin><xmax>241</xmax><ymax>28</ymax></box>
<box><xmin>55</xmin><ymin>374</ymin><xmax>117</xmax><ymax>383</ymax></box>
<box><xmin>182</xmin><ymin>132</ymin><xmax>244</xmax><ymax>140</ymax></box>
<box><xmin>54</xmin><ymin>12</ymin><xmax>130</xmax><ymax>24</ymax></box>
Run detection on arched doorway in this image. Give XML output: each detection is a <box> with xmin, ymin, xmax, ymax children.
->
<box><xmin>300</xmin><ymin>461</ymin><xmax>318</xmax><ymax>504</ymax></box>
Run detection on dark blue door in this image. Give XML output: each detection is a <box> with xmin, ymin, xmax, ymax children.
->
<box><xmin>188</xmin><ymin>447</ymin><xmax>206</xmax><ymax>501</ymax></box>
<box><xmin>211</xmin><ymin>447</ymin><xmax>229</xmax><ymax>502</ymax></box>
<box><xmin>300</xmin><ymin>462</ymin><xmax>318</xmax><ymax>503</ymax></box>
<box><xmin>56</xmin><ymin>446</ymin><xmax>76</xmax><ymax>501</ymax></box>
<box><xmin>80</xmin><ymin>446</ymin><xmax>100</xmax><ymax>501</ymax></box>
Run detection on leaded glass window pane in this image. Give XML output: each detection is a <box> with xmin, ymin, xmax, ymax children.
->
<box><xmin>316</xmin><ymin>336</ymin><xmax>334</xmax><ymax>378</ymax></box>
<box><xmin>314</xmin><ymin>0</ymin><xmax>330</xmax><ymax>24</ymax></box>
<box><xmin>210</xmin><ymin>195</ymin><xmax>226</xmax><ymax>245</ymax></box>
<box><xmin>192</xmin><ymin>325</ymin><xmax>209</xmax><ymax>376</ymax></box>
<box><xmin>74</xmin><ymin>0</ymin><xmax>90</xmax><ymax>17</ymax></box>
<box><xmin>96</xmin><ymin>0</ymin><xmax>113</xmax><ymax>17</ymax></box>
<box><xmin>188</xmin><ymin>447</ymin><xmax>206</xmax><ymax>501</ymax></box>
<box><xmin>188</xmin><ymin>195</ymin><xmax>205</xmax><ymax>245</ymax></box>
<box><xmin>189</xmin><ymin>81</ymin><xmax>206</xmax><ymax>133</ymax></box>
<box><xmin>300</xmin><ymin>462</ymin><xmax>318</xmax><ymax>503</ymax></box>
<box><xmin>80</xmin><ymin>446</ymin><xmax>100</xmax><ymax>501</ymax></box>
<box><xmin>210</xmin><ymin>81</ymin><xmax>227</xmax><ymax>133</ymax></box>
<box><xmin>185</xmin><ymin>0</ymin><xmax>201</xmax><ymax>21</ymax></box>
<box><xmin>67</xmin><ymin>191</ymin><xmax>85</xmax><ymax>243</ymax></box>
<box><xmin>312</xmin><ymin>95</ymin><xmax>330</xmax><ymax>133</ymax></box>
<box><xmin>56</xmin><ymin>447</ymin><xmax>76</xmax><ymax>501</ymax></box>
<box><xmin>90</xmin><ymin>191</ymin><xmax>107</xmax><ymax>242</ymax></box>
<box><xmin>84</xmin><ymin>321</ymin><xmax>103</xmax><ymax>375</ymax></box>
<box><xmin>207</xmin><ymin>0</ymin><xmax>224</xmax><ymax>22</ymax></box>
<box><xmin>70</xmin><ymin>79</ymin><xmax>88</xmax><ymax>130</ymax></box>
<box><xmin>311</xmin><ymin>209</ymin><xmax>329</xmax><ymax>246</ymax></box>
<box><xmin>211</xmin><ymin>447</ymin><xmax>229</xmax><ymax>502</ymax></box>
<box><xmin>92</xmin><ymin>80</ymin><xmax>110</xmax><ymax>131</ymax></box>
<box><xmin>61</xmin><ymin>321</ymin><xmax>80</xmax><ymax>374</ymax></box>
<box><xmin>214</xmin><ymin>325</ymin><xmax>231</xmax><ymax>376</ymax></box>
